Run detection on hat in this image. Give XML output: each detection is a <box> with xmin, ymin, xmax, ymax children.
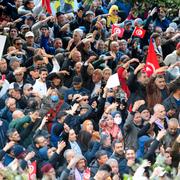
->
<box><xmin>72</xmin><ymin>76</ymin><xmax>82</xmax><ymax>85</ymax></box>
<box><xmin>9</xmin><ymin>82</ymin><xmax>21</xmax><ymax>91</ymax></box>
<box><xmin>169</xmin><ymin>22</ymin><xmax>178</xmax><ymax>30</ymax></box>
<box><xmin>134</xmin><ymin>18</ymin><xmax>143</xmax><ymax>26</ymax></box>
<box><xmin>39</xmin><ymin>147</ymin><xmax>48</xmax><ymax>160</ymax></box>
<box><xmin>85</xmin><ymin>11</ymin><xmax>94</xmax><ymax>16</ymax></box>
<box><xmin>25</xmin><ymin>31</ymin><xmax>34</xmax><ymax>38</ymax></box>
<box><xmin>138</xmin><ymin>104</ymin><xmax>149</xmax><ymax>113</ymax></box>
<box><xmin>20</xmin><ymin>24</ymin><xmax>30</xmax><ymax>30</ymax></box>
<box><xmin>26</xmin><ymin>16</ymin><xmax>35</xmax><ymax>21</ymax></box>
<box><xmin>23</xmin><ymin>83</ymin><xmax>33</xmax><ymax>91</ymax></box>
<box><xmin>165</xmin><ymin>27</ymin><xmax>175</xmax><ymax>33</ymax></box>
<box><xmin>41</xmin><ymin>163</ymin><xmax>54</xmax><ymax>173</ymax></box>
<box><xmin>12</xmin><ymin>144</ymin><xmax>26</xmax><ymax>159</ymax></box>
<box><xmin>124</xmin><ymin>20</ymin><xmax>132</xmax><ymax>26</ymax></box>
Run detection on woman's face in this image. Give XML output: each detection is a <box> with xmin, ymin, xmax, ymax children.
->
<box><xmin>85</xmin><ymin>121</ymin><xmax>93</xmax><ymax>134</ymax></box>
<box><xmin>106</xmin><ymin>115</ymin><xmax>114</xmax><ymax>128</ymax></box>
<box><xmin>155</xmin><ymin>77</ymin><xmax>166</xmax><ymax>90</ymax></box>
<box><xmin>103</xmin><ymin>70</ymin><xmax>111</xmax><ymax>81</ymax></box>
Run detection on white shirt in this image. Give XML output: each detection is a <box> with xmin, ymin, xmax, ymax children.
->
<box><xmin>91</xmin><ymin>81</ymin><xmax>101</xmax><ymax>98</ymax></box>
<box><xmin>33</xmin><ymin>79</ymin><xmax>47</xmax><ymax>97</ymax></box>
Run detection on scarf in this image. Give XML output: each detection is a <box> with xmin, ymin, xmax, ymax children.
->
<box><xmin>107</xmin><ymin>5</ymin><xmax>119</xmax><ymax>27</ymax></box>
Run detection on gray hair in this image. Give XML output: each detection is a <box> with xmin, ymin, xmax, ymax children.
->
<box><xmin>74</xmin><ymin>28</ymin><xmax>84</xmax><ymax>38</ymax></box>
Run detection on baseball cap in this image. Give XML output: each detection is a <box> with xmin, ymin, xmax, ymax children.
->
<box><xmin>85</xmin><ymin>11</ymin><xmax>95</xmax><ymax>16</ymax></box>
<box><xmin>72</xmin><ymin>76</ymin><xmax>82</xmax><ymax>85</ymax></box>
<box><xmin>12</xmin><ymin>144</ymin><xmax>26</xmax><ymax>159</ymax></box>
<box><xmin>25</xmin><ymin>31</ymin><xmax>34</xmax><ymax>38</ymax></box>
<box><xmin>20</xmin><ymin>24</ymin><xmax>30</xmax><ymax>30</ymax></box>
<box><xmin>23</xmin><ymin>83</ymin><xmax>33</xmax><ymax>91</ymax></box>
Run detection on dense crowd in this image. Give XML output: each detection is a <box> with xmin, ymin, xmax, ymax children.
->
<box><xmin>0</xmin><ymin>0</ymin><xmax>180</xmax><ymax>179</ymax></box>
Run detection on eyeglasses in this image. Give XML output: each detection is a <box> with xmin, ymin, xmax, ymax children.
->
<box><xmin>16</xmin><ymin>42</ymin><xmax>22</xmax><ymax>45</ymax></box>
<box><xmin>15</xmin><ymin>73</ymin><xmax>23</xmax><ymax>76</ymax></box>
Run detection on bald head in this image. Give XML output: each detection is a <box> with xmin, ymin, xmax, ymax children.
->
<box><xmin>168</xmin><ymin>118</ymin><xmax>179</xmax><ymax>135</ymax></box>
<box><xmin>12</xmin><ymin>110</ymin><xmax>24</xmax><ymax>120</ymax></box>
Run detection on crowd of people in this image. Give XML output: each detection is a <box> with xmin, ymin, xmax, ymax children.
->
<box><xmin>0</xmin><ymin>0</ymin><xmax>180</xmax><ymax>179</ymax></box>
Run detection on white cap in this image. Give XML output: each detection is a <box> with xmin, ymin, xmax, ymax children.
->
<box><xmin>25</xmin><ymin>31</ymin><xmax>34</xmax><ymax>38</ymax></box>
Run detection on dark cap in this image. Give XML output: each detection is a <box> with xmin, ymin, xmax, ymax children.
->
<box><xmin>124</xmin><ymin>20</ymin><xmax>132</xmax><ymax>26</ymax></box>
<box><xmin>9</xmin><ymin>82</ymin><xmax>21</xmax><ymax>91</ymax></box>
<box><xmin>72</xmin><ymin>76</ymin><xmax>82</xmax><ymax>85</ymax></box>
<box><xmin>20</xmin><ymin>24</ymin><xmax>30</xmax><ymax>30</ymax></box>
<box><xmin>28</xmin><ymin>65</ymin><xmax>38</xmax><ymax>72</ymax></box>
<box><xmin>12</xmin><ymin>144</ymin><xmax>26</xmax><ymax>159</ymax></box>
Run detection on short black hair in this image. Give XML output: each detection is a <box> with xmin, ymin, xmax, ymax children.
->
<box><xmin>98</xmin><ymin>164</ymin><xmax>112</xmax><ymax>172</ymax></box>
<box><xmin>39</xmin><ymin>67</ymin><xmax>48</xmax><ymax>74</ymax></box>
<box><xmin>33</xmin><ymin>55</ymin><xmax>44</xmax><ymax>62</ymax></box>
<box><xmin>112</xmin><ymin>139</ymin><xmax>123</xmax><ymax>149</ymax></box>
<box><xmin>95</xmin><ymin>150</ymin><xmax>107</xmax><ymax>160</ymax></box>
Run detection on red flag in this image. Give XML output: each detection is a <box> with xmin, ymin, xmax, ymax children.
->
<box><xmin>132</xmin><ymin>27</ymin><xmax>146</xmax><ymax>38</ymax></box>
<box><xmin>143</xmin><ymin>38</ymin><xmax>160</xmax><ymax>77</ymax></box>
<box><xmin>42</xmin><ymin>0</ymin><xmax>52</xmax><ymax>14</ymax></box>
<box><xmin>28</xmin><ymin>161</ymin><xmax>37</xmax><ymax>180</ymax></box>
<box><xmin>112</xmin><ymin>25</ymin><xmax>124</xmax><ymax>38</ymax></box>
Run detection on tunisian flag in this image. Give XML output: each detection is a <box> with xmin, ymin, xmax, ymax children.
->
<box><xmin>28</xmin><ymin>161</ymin><xmax>37</xmax><ymax>180</ymax></box>
<box><xmin>112</xmin><ymin>25</ymin><xmax>124</xmax><ymax>38</ymax></box>
<box><xmin>132</xmin><ymin>27</ymin><xmax>146</xmax><ymax>38</ymax></box>
<box><xmin>143</xmin><ymin>38</ymin><xmax>160</xmax><ymax>77</ymax></box>
<box><xmin>42</xmin><ymin>0</ymin><xmax>52</xmax><ymax>14</ymax></box>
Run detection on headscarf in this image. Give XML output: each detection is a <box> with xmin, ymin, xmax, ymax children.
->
<box><xmin>107</xmin><ymin>5</ymin><xmax>119</xmax><ymax>27</ymax></box>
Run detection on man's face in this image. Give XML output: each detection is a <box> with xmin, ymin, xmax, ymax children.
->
<box><xmin>119</xmin><ymin>43</ymin><xmax>127</xmax><ymax>52</ymax></box>
<box><xmin>85</xmin><ymin>14</ymin><xmax>94</xmax><ymax>22</ymax></box>
<box><xmin>40</xmin><ymin>28</ymin><xmax>49</xmax><ymax>35</ymax></box>
<box><xmin>73</xmin><ymin>83</ymin><xmax>82</xmax><ymax>90</ymax></box>
<box><xmin>10</xmin><ymin>29</ymin><xmax>18</xmax><ymax>38</ymax></box>
<box><xmin>69</xmin><ymin>129</ymin><xmax>77</xmax><ymax>142</ymax></box>
<box><xmin>111</xmin><ymin>43</ymin><xmax>119</xmax><ymax>52</ymax></box>
<box><xmin>126</xmin><ymin>149</ymin><xmax>136</xmax><ymax>161</ymax></box>
<box><xmin>27</xmin><ymin>1</ymin><xmax>35</xmax><ymax>9</ymax></box>
<box><xmin>0</xmin><ymin>60</ymin><xmax>7</xmax><ymax>72</ymax></box>
<box><xmin>92</xmin><ymin>71</ymin><xmax>102</xmax><ymax>83</ymax></box>
<box><xmin>30</xmin><ymin>69</ymin><xmax>39</xmax><ymax>79</ymax></box>
<box><xmin>52</xmin><ymin>78</ymin><xmax>61</xmax><ymax>86</ymax></box>
<box><xmin>155</xmin><ymin>37</ymin><xmax>161</xmax><ymax>46</ymax></box>
<box><xmin>54</xmin><ymin>40</ymin><xmax>62</xmax><ymax>49</ymax></box>
<box><xmin>36</xmin><ymin>136</ymin><xmax>48</xmax><ymax>148</ymax></box>
<box><xmin>26</xmin><ymin>36</ymin><xmax>34</xmax><ymax>44</ymax></box>
<box><xmin>138</xmin><ymin>72</ymin><xmax>149</xmax><ymax>85</ymax></box>
<box><xmin>72</xmin><ymin>52</ymin><xmax>82</xmax><ymax>62</ymax></box>
<box><xmin>141</xmin><ymin>110</ymin><xmax>150</xmax><ymax>121</ymax></box>
<box><xmin>15</xmin><ymin>72</ymin><xmax>24</xmax><ymax>82</ymax></box>
<box><xmin>40</xmin><ymin>71</ymin><xmax>48</xmax><ymax>82</ymax></box>
<box><xmin>114</xmin><ymin>142</ymin><xmax>124</xmax><ymax>155</ymax></box>
<box><xmin>10</xmin><ymin>131</ymin><xmax>21</xmax><ymax>142</ymax></box>
<box><xmin>155</xmin><ymin>77</ymin><xmax>166</xmax><ymax>90</ymax></box>
<box><xmin>98</xmin><ymin>155</ymin><xmax>108</xmax><ymax>165</ymax></box>
<box><xmin>57</xmin><ymin>15</ymin><xmax>65</xmax><ymax>24</ymax></box>
<box><xmin>8</xmin><ymin>98</ymin><xmax>17</xmax><ymax>111</ymax></box>
<box><xmin>168</xmin><ymin>122</ymin><xmax>178</xmax><ymax>135</ymax></box>
<box><xmin>14</xmin><ymin>40</ymin><xmax>23</xmax><ymax>50</ymax></box>
<box><xmin>73</xmin><ymin>32</ymin><xmax>82</xmax><ymax>42</ymax></box>
<box><xmin>133</xmin><ymin>112</ymin><xmax>142</xmax><ymax>125</ymax></box>
<box><xmin>155</xmin><ymin>105</ymin><xmax>166</xmax><ymax>120</ymax></box>
<box><xmin>76</xmin><ymin>159</ymin><xmax>86</xmax><ymax>172</ymax></box>
<box><xmin>83</xmin><ymin>41</ymin><xmax>91</xmax><ymax>52</ymax></box>
<box><xmin>34</xmin><ymin>60</ymin><xmax>46</xmax><ymax>69</ymax></box>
